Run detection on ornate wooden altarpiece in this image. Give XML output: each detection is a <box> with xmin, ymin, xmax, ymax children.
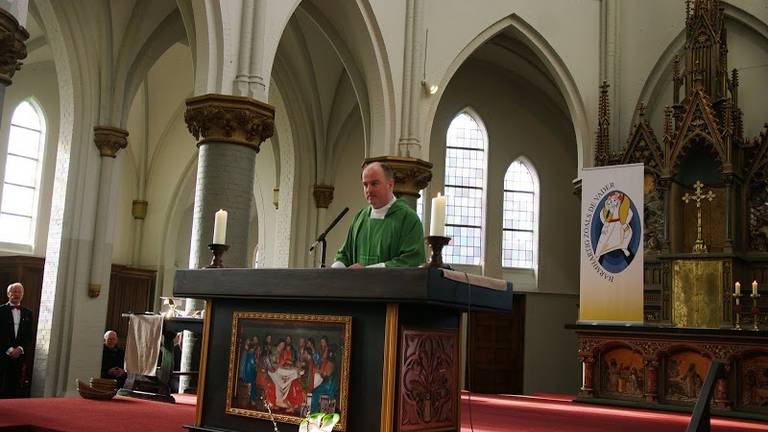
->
<box><xmin>573</xmin><ymin>0</ymin><xmax>768</xmax><ymax>420</ymax></box>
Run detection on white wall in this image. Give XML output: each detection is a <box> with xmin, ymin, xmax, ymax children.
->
<box><xmin>429</xmin><ymin>57</ymin><xmax>580</xmax><ymax>394</ymax></box>
<box><xmin>113</xmin><ymin>43</ymin><xmax>195</xmax><ymax>270</ymax></box>
<box><xmin>524</xmin><ymin>292</ymin><xmax>579</xmax><ymax>394</ymax></box>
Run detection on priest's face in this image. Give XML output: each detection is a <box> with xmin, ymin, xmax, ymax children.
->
<box><xmin>362</xmin><ymin>163</ymin><xmax>395</xmax><ymax>209</ymax></box>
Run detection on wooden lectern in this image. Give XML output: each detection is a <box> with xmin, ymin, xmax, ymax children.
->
<box><xmin>174</xmin><ymin>267</ymin><xmax>512</xmax><ymax>432</ymax></box>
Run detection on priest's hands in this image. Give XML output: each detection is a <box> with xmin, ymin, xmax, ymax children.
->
<box><xmin>349</xmin><ymin>263</ymin><xmax>365</xmax><ymax>269</ymax></box>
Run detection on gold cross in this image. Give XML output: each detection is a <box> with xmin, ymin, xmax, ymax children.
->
<box><xmin>682</xmin><ymin>180</ymin><xmax>715</xmax><ymax>208</ymax></box>
<box><xmin>682</xmin><ymin>180</ymin><xmax>716</xmax><ymax>253</ymax></box>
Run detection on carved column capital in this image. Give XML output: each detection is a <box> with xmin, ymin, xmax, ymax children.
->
<box><xmin>184</xmin><ymin>93</ymin><xmax>275</xmax><ymax>152</ymax></box>
<box><xmin>93</xmin><ymin>126</ymin><xmax>128</xmax><ymax>158</ymax></box>
<box><xmin>0</xmin><ymin>8</ymin><xmax>29</xmax><ymax>85</ymax></box>
<box><xmin>363</xmin><ymin>155</ymin><xmax>432</xmax><ymax>199</ymax></box>
<box><xmin>132</xmin><ymin>200</ymin><xmax>148</xmax><ymax>220</ymax></box>
<box><xmin>312</xmin><ymin>184</ymin><xmax>334</xmax><ymax>209</ymax></box>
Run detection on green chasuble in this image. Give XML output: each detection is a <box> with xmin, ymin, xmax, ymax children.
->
<box><xmin>334</xmin><ymin>198</ymin><xmax>426</xmax><ymax>267</ymax></box>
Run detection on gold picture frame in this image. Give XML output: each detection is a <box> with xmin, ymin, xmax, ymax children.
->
<box><xmin>226</xmin><ymin>312</ymin><xmax>352</xmax><ymax>431</ymax></box>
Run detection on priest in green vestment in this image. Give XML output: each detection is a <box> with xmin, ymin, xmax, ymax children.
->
<box><xmin>332</xmin><ymin>162</ymin><xmax>426</xmax><ymax>268</ymax></box>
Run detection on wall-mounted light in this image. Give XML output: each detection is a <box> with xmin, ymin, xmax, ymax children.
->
<box><xmin>422</xmin><ymin>80</ymin><xmax>439</xmax><ymax>95</ymax></box>
<box><xmin>421</xmin><ymin>28</ymin><xmax>438</xmax><ymax>96</ymax></box>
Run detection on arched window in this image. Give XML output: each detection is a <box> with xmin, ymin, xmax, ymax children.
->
<box><xmin>444</xmin><ymin>111</ymin><xmax>486</xmax><ymax>265</ymax></box>
<box><xmin>0</xmin><ymin>101</ymin><xmax>46</xmax><ymax>245</ymax></box>
<box><xmin>502</xmin><ymin>159</ymin><xmax>538</xmax><ymax>268</ymax></box>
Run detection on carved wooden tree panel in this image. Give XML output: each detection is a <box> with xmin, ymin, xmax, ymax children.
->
<box><xmin>397</xmin><ymin>328</ymin><xmax>458</xmax><ymax>432</ymax></box>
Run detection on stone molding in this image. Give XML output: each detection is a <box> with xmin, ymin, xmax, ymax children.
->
<box><xmin>0</xmin><ymin>8</ymin><xmax>29</xmax><ymax>85</ymax></box>
<box><xmin>312</xmin><ymin>185</ymin><xmax>334</xmax><ymax>209</ymax></box>
<box><xmin>132</xmin><ymin>200</ymin><xmax>148</xmax><ymax>220</ymax></box>
<box><xmin>93</xmin><ymin>126</ymin><xmax>128</xmax><ymax>158</ymax></box>
<box><xmin>363</xmin><ymin>156</ymin><xmax>432</xmax><ymax>199</ymax></box>
<box><xmin>185</xmin><ymin>93</ymin><xmax>275</xmax><ymax>152</ymax></box>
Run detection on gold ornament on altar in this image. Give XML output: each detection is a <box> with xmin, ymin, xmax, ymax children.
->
<box><xmin>682</xmin><ymin>180</ymin><xmax>715</xmax><ymax>254</ymax></box>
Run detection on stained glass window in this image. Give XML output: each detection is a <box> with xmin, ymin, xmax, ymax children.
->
<box><xmin>444</xmin><ymin>112</ymin><xmax>486</xmax><ymax>265</ymax></box>
<box><xmin>0</xmin><ymin>101</ymin><xmax>45</xmax><ymax>245</ymax></box>
<box><xmin>502</xmin><ymin>160</ymin><xmax>537</xmax><ymax>268</ymax></box>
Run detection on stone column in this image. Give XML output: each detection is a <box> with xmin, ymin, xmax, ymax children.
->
<box><xmin>181</xmin><ymin>94</ymin><xmax>274</xmax><ymax>392</ymax></box>
<box><xmin>363</xmin><ymin>156</ymin><xmax>432</xmax><ymax>210</ymax></box>
<box><xmin>312</xmin><ymin>185</ymin><xmax>334</xmax><ymax>267</ymax></box>
<box><xmin>89</xmin><ymin>127</ymin><xmax>128</xmax><ymax>298</ymax></box>
<box><xmin>398</xmin><ymin>0</ymin><xmax>425</xmax><ymax>158</ymax></box>
<box><xmin>0</xmin><ymin>7</ymin><xmax>29</xmax><ymax>124</ymax></box>
<box><xmin>185</xmin><ymin>94</ymin><xmax>274</xmax><ymax>269</ymax></box>
<box><xmin>131</xmin><ymin>200</ymin><xmax>148</xmax><ymax>264</ymax></box>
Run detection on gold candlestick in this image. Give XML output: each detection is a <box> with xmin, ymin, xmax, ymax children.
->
<box><xmin>732</xmin><ymin>292</ymin><xmax>743</xmax><ymax>330</ymax></box>
<box><xmin>751</xmin><ymin>292</ymin><xmax>761</xmax><ymax>331</ymax></box>
<box><xmin>682</xmin><ymin>180</ymin><xmax>715</xmax><ymax>254</ymax></box>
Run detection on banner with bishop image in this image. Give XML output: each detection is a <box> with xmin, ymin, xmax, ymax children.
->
<box><xmin>579</xmin><ymin>163</ymin><xmax>644</xmax><ymax>323</ymax></box>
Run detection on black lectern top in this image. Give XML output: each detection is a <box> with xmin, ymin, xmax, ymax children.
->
<box><xmin>173</xmin><ymin>267</ymin><xmax>513</xmax><ymax>312</ymax></box>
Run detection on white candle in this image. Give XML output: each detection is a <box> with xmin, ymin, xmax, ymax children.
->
<box><xmin>430</xmin><ymin>193</ymin><xmax>446</xmax><ymax>237</ymax></box>
<box><xmin>213</xmin><ymin>209</ymin><xmax>228</xmax><ymax>244</ymax></box>
<box><xmin>753</xmin><ymin>280</ymin><xmax>759</xmax><ymax>296</ymax></box>
<box><xmin>735</xmin><ymin>282</ymin><xmax>741</xmax><ymax>296</ymax></box>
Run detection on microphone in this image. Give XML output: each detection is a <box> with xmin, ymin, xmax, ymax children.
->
<box><xmin>310</xmin><ymin>207</ymin><xmax>349</xmax><ymax>252</ymax></box>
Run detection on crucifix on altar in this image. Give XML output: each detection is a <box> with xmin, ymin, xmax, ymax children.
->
<box><xmin>682</xmin><ymin>180</ymin><xmax>716</xmax><ymax>254</ymax></box>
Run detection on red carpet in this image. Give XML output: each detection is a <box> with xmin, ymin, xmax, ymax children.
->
<box><xmin>0</xmin><ymin>393</ymin><xmax>765</xmax><ymax>431</ymax></box>
<box><xmin>0</xmin><ymin>395</ymin><xmax>194</xmax><ymax>432</ymax></box>
<box><xmin>461</xmin><ymin>393</ymin><xmax>768</xmax><ymax>432</ymax></box>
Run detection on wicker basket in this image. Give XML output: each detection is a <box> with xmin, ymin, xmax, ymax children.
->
<box><xmin>77</xmin><ymin>379</ymin><xmax>118</xmax><ymax>400</ymax></box>
<box><xmin>89</xmin><ymin>377</ymin><xmax>118</xmax><ymax>392</ymax></box>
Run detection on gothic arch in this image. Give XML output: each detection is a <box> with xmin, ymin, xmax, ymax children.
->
<box><xmin>425</xmin><ymin>14</ymin><xmax>590</xmax><ymax>171</ymax></box>
<box><xmin>265</xmin><ymin>0</ymin><xmax>395</xmax><ymax>158</ymax></box>
<box><xmin>111</xmin><ymin>6</ymin><xmax>188</xmax><ymax>128</ymax></box>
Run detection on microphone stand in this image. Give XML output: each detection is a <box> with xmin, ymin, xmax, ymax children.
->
<box><xmin>310</xmin><ymin>207</ymin><xmax>349</xmax><ymax>268</ymax></box>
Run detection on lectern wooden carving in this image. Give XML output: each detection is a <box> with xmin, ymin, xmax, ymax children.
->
<box><xmin>174</xmin><ymin>267</ymin><xmax>512</xmax><ymax>432</ymax></box>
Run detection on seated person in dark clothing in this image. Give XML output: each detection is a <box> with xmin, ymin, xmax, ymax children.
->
<box><xmin>101</xmin><ymin>330</ymin><xmax>127</xmax><ymax>387</ymax></box>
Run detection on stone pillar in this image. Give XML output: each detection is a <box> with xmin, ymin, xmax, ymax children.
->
<box><xmin>312</xmin><ymin>185</ymin><xmax>334</xmax><ymax>267</ymax></box>
<box><xmin>90</xmin><ymin>127</ymin><xmax>128</xmax><ymax>298</ymax></box>
<box><xmin>313</xmin><ymin>184</ymin><xmax>334</xmax><ymax>225</ymax></box>
<box><xmin>131</xmin><ymin>200</ymin><xmax>148</xmax><ymax>264</ymax></box>
<box><xmin>184</xmin><ymin>94</ymin><xmax>274</xmax><ymax>269</ymax></box>
<box><xmin>0</xmin><ymin>7</ymin><xmax>29</xmax><ymax>124</ymax></box>
<box><xmin>181</xmin><ymin>94</ymin><xmax>274</xmax><ymax>392</ymax></box>
<box><xmin>363</xmin><ymin>156</ymin><xmax>432</xmax><ymax>210</ymax></box>
<box><xmin>398</xmin><ymin>0</ymin><xmax>425</xmax><ymax>158</ymax></box>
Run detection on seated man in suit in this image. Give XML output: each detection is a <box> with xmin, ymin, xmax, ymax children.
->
<box><xmin>0</xmin><ymin>282</ymin><xmax>34</xmax><ymax>398</ymax></box>
<box><xmin>101</xmin><ymin>330</ymin><xmax>127</xmax><ymax>387</ymax></box>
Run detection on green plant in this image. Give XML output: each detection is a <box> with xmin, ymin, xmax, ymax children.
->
<box><xmin>298</xmin><ymin>413</ymin><xmax>340</xmax><ymax>432</ymax></box>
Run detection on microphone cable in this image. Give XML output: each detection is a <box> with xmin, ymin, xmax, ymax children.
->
<box><xmin>464</xmin><ymin>271</ymin><xmax>475</xmax><ymax>432</ymax></box>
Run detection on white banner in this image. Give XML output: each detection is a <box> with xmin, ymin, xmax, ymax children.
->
<box><xmin>579</xmin><ymin>164</ymin><xmax>644</xmax><ymax>323</ymax></box>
